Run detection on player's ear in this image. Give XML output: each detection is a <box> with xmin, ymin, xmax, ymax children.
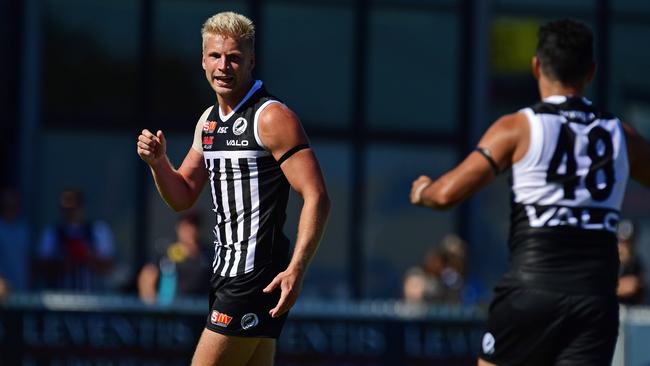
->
<box><xmin>202</xmin><ymin>54</ymin><xmax>206</xmax><ymax>70</ymax></box>
<box><xmin>531</xmin><ymin>56</ymin><xmax>541</xmax><ymax>80</ymax></box>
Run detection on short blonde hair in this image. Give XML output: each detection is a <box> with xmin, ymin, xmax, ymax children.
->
<box><xmin>201</xmin><ymin>12</ymin><xmax>255</xmax><ymax>51</ymax></box>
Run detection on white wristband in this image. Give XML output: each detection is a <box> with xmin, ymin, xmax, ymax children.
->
<box><xmin>414</xmin><ymin>181</ymin><xmax>432</xmax><ymax>203</ymax></box>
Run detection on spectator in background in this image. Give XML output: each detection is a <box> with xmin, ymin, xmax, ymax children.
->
<box><xmin>439</xmin><ymin>233</ymin><xmax>467</xmax><ymax>281</ymax></box>
<box><xmin>0</xmin><ymin>187</ymin><xmax>31</xmax><ymax>294</ymax></box>
<box><xmin>617</xmin><ymin>219</ymin><xmax>645</xmax><ymax>305</ymax></box>
<box><xmin>35</xmin><ymin>188</ymin><xmax>115</xmax><ymax>292</ymax></box>
<box><xmin>138</xmin><ymin>212</ymin><xmax>211</xmax><ymax>305</ymax></box>
<box><xmin>403</xmin><ymin>234</ymin><xmax>465</xmax><ymax>305</ymax></box>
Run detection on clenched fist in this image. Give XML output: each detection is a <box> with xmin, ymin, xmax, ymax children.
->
<box><xmin>137</xmin><ymin>129</ymin><xmax>167</xmax><ymax>166</ymax></box>
<box><xmin>410</xmin><ymin>175</ymin><xmax>433</xmax><ymax>205</ymax></box>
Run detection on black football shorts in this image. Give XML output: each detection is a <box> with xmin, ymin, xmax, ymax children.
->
<box><xmin>206</xmin><ymin>261</ymin><xmax>289</xmax><ymax>338</ymax></box>
<box><xmin>479</xmin><ymin>286</ymin><xmax>619</xmax><ymax>366</ymax></box>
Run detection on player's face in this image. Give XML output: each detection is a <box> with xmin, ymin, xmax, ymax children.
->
<box><xmin>202</xmin><ymin>34</ymin><xmax>255</xmax><ymax>98</ymax></box>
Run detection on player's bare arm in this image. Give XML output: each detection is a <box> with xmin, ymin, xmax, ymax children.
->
<box><xmin>622</xmin><ymin>122</ymin><xmax>650</xmax><ymax>188</ymax></box>
<box><xmin>410</xmin><ymin>112</ymin><xmax>529</xmax><ymax>209</ymax></box>
<box><xmin>136</xmin><ymin>113</ymin><xmax>210</xmax><ymax>211</ymax></box>
<box><xmin>259</xmin><ymin>103</ymin><xmax>331</xmax><ymax>318</ymax></box>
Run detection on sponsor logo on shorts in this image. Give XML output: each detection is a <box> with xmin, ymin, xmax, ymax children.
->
<box><xmin>482</xmin><ymin>332</ymin><xmax>495</xmax><ymax>355</ymax></box>
<box><xmin>241</xmin><ymin>313</ymin><xmax>259</xmax><ymax>330</ymax></box>
<box><xmin>210</xmin><ymin>310</ymin><xmax>233</xmax><ymax>328</ymax></box>
<box><xmin>233</xmin><ymin>117</ymin><xmax>247</xmax><ymax>136</ymax></box>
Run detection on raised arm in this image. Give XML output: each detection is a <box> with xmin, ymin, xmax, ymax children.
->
<box><xmin>136</xmin><ymin>109</ymin><xmax>211</xmax><ymax>211</ymax></box>
<box><xmin>410</xmin><ymin>112</ymin><xmax>529</xmax><ymax>210</ymax></box>
<box><xmin>259</xmin><ymin>103</ymin><xmax>331</xmax><ymax>318</ymax></box>
<box><xmin>622</xmin><ymin>122</ymin><xmax>650</xmax><ymax>188</ymax></box>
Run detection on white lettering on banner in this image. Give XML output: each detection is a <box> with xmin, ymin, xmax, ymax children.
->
<box><xmin>21</xmin><ymin>313</ymin><xmax>195</xmax><ymax>348</ymax></box>
<box><xmin>404</xmin><ymin>325</ymin><xmax>481</xmax><ymax>358</ymax></box>
<box><xmin>525</xmin><ymin>205</ymin><xmax>619</xmax><ymax>233</ymax></box>
<box><xmin>279</xmin><ymin>322</ymin><xmax>385</xmax><ymax>355</ymax></box>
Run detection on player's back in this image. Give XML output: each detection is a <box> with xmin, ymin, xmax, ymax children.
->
<box><xmin>504</xmin><ymin>95</ymin><xmax>629</xmax><ymax>295</ymax></box>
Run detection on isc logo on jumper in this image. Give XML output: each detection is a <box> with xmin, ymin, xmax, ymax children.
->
<box><xmin>217</xmin><ymin>126</ymin><xmax>228</xmax><ymax>134</ymax></box>
<box><xmin>203</xmin><ymin>121</ymin><xmax>218</xmax><ymax>133</ymax></box>
<box><xmin>211</xmin><ymin>310</ymin><xmax>233</xmax><ymax>328</ymax></box>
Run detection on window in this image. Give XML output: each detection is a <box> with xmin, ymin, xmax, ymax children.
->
<box><xmin>152</xmin><ymin>0</ymin><xmax>249</xmax><ymax>130</ymax></box>
<box><xmin>35</xmin><ymin>131</ymin><xmax>138</xmax><ymax>280</ymax></box>
<box><xmin>43</xmin><ymin>0</ymin><xmax>139</xmax><ymax>129</ymax></box>
<box><xmin>366</xmin><ymin>8</ymin><xmax>459</xmax><ymax>133</ymax></box>
<box><xmin>261</xmin><ymin>2</ymin><xmax>355</xmax><ymax>129</ymax></box>
<box><xmin>363</xmin><ymin>145</ymin><xmax>459</xmax><ymax>298</ymax></box>
<box><xmin>284</xmin><ymin>141</ymin><xmax>352</xmax><ymax>299</ymax></box>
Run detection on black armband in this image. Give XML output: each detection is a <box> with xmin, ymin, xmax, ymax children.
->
<box><xmin>475</xmin><ymin>146</ymin><xmax>500</xmax><ymax>175</ymax></box>
<box><xmin>278</xmin><ymin>144</ymin><xmax>310</xmax><ymax>165</ymax></box>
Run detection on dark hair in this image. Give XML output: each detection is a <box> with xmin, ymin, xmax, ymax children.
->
<box><xmin>536</xmin><ymin>19</ymin><xmax>594</xmax><ymax>86</ymax></box>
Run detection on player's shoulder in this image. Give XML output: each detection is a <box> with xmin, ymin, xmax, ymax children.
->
<box><xmin>258</xmin><ymin>102</ymin><xmax>300</xmax><ymax>131</ymax></box>
<box><xmin>492</xmin><ymin>111</ymin><xmax>529</xmax><ymax>131</ymax></box>
<box><xmin>200</xmin><ymin>105</ymin><xmax>214</xmax><ymax>120</ymax></box>
<box><xmin>482</xmin><ymin>112</ymin><xmax>530</xmax><ymax>156</ymax></box>
<box><xmin>191</xmin><ymin>105</ymin><xmax>215</xmax><ymax>153</ymax></box>
<box><xmin>254</xmin><ymin>83</ymin><xmax>283</xmax><ymax>107</ymax></box>
<box><xmin>621</xmin><ymin>120</ymin><xmax>639</xmax><ymax>136</ymax></box>
<box><xmin>194</xmin><ymin>105</ymin><xmax>215</xmax><ymax>130</ymax></box>
<box><xmin>259</xmin><ymin>100</ymin><xmax>294</xmax><ymax>117</ymax></box>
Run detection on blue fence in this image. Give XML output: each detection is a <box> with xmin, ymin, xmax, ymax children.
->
<box><xmin>614</xmin><ymin>307</ymin><xmax>650</xmax><ymax>366</ymax></box>
<box><xmin>1</xmin><ymin>294</ymin><xmax>648</xmax><ymax>366</ymax></box>
<box><xmin>0</xmin><ymin>294</ymin><xmax>486</xmax><ymax>366</ymax></box>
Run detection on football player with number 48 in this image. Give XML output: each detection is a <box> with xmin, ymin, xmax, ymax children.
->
<box><xmin>411</xmin><ymin>19</ymin><xmax>650</xmax><ymax>366</ymax></box>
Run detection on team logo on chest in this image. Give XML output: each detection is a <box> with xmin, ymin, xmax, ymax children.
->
<box><xmin>233</xmin><ymin>117</ymin><xmax>248</xmax><ymax>136</ymax></box>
